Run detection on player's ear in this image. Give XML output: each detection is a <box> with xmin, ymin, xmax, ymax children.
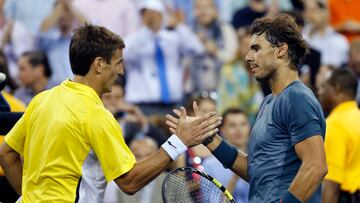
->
<box><xmin>93</xmin><ymin>57</ymin><xmax>103</xmax><ymax>74</ymax></box>
<box><xmin>277</xmin><ymin>43</ymin><xmax>288</xmax><ymax>58</ymax></box>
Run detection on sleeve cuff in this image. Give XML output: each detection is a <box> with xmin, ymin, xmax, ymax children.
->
<box><xmin>4</xmin><ymin>136</ymin><xmax>23</xmax><ymax>155</ymax></box>
<box><xmin>105</xmin><ymin>161</ymin><xmax>135</xmax><ymax>182</ymax></box>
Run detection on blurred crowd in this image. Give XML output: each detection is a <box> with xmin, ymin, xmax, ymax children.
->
<box><xmin>0</xmin><ymin>0</ymin><xmax>359</xmax><ymax>202</ymax></box>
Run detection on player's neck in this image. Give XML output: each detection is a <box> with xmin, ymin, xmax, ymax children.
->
<box><xmin>73</xmin><ymin>75</ymin><xmax>102</xmax><ymax>96</ymax></box>
<box><xmin>269</xmin><ymin>65</ymin><xmax>299</xmax><ymax>95</ymax></box>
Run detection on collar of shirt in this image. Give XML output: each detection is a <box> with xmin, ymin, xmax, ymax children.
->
<box><xmin>61</xmin><ymin>79</ymin><xmax>102</xmax><ymax>105</ymax></box>
<box><xmin>330</xmin><ymin>100</ymin><xmax>358</xmax><ymax>116</ymax></box>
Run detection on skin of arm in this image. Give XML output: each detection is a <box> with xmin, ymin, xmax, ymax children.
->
<box><xmin>166</xmin><ymin>102</ymin><xmax>249</xmax><ymax>182</ymax></box>
<box><xmin>40</xmin><ymin>0</ymin><xmax>87</xmax><ymax>32</ymax></box>
<box><xmin>205</xmin><ymin>135</ymin><xmax>249</xmax><ymax>182</ymax></box>
<box><xmin>288</xmin><ymin>135</ymin><xmax>328</xmax><ymax>202</ymax></box>
<box><xmin>115</xmin><ymin>108</ymin><xmax>222</xmax><ymax>195</ymax></box>
<box><xmin>226</xmin><ymin>174</ymin><xmax>240</xmax><ymax>194</ymax></box>
<box><xmin>40</xmin><ymin>0</ymin><xmax>64</xmax><ymax>32</ymax></box>
<box><xmin>322</xmin><ymin>180</ymin><xmax>340</xmax><ymax>203</ymax></box>
<box><xmin>0</xmin><ymin>142</ymin><xmax>23</xmax><ymax>195</ymax></box>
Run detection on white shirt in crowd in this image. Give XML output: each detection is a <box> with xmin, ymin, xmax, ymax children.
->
<box><xmin>124</xmin><ymin>25</ymin><xmax>204</xmax><ymax>103</ymax></box>
<box><xmin>303</xmin><ymin>26</ymin><xmax>349</xmax><ymax>67</ymax></box>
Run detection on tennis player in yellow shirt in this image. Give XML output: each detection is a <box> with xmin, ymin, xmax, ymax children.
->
<box><xmin>0</xmin><ymin>24</ymin><xmax>222</xmax><ymax>202</ymax></box>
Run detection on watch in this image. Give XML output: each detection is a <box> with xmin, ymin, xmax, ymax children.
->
<box><xmin>202</xmin><ymin>134</ymin><xmax>216</xmax><ymax>146</ymax></box>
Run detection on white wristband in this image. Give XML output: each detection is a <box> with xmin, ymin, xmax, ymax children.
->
<box><xmin>161</xmin><ymin>134</ymin><xmax>187</xmax><ymax>160</ymax></box>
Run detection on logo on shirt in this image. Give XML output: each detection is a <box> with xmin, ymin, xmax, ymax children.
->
<box><xmin>167</xmin><ymin>141</ymin><xmax>177</xmax><ymax>149</ymax></box>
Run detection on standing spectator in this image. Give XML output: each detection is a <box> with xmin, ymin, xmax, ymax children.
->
<box><xmin>0</xmin><ymin>50</ymin><xmax>25</xmax><ymax>112</ymax></box>
<box><xmin>73</xmin><ymin>0</ymin><xmax>139</xmax><ymax>37</ymax></box>
<box><xmin>318</xmin><ymin>68</ymin><xmax>360</xmax><ymax>203</ymax></box>
<box><xmin>124</xmin><ymin>0</ymin><xmax>203</xmax><ymax>115</ymax></box>
<box><xmin>183</xmin><ymin>93</ymin><xmax>216</xmax><ymax>171</ymax></box>
<box><xmin>285</xmin><ymin>10</ymin><xmax>321</xmax><ymax>92</ymax></box>
<box><xmin>231</xmin><ymin>0</ymin><xmax>267</xmax><ymax>30</ymax></box>
<box><xmin>163</xmin><ymin>0</ymin><xmax>244</xmax><ymax>26</ymax></box>
<box><xmin>0</xmin><ymin>49</ymin><xmax>22</xmax><ymax>203</ymax></box>
<box><xmin>14</xmin><ymin>51</ymin><xmax>56</xmax><ymax>105</ymax></box>
<box><xmin>0</xmin><ymin>0</ymin><xmax>34</xmax><ymax>80</ymax></box>
<box><xmin>37</xmin><ymin>0</ymin><xmax>86</xmax><ymax>84</ymax></box>
<box><xmin>3</xmin><ymin>0</ymin><xmax>56</xmax><ymax>34</ymax></box>
<box><xmin>349</xmin><ymin>39</ymin><xmax>360</xmax><ymax>105</ymax></box>
<box><xmin>217</xmin><ymin>27</ymin><xmax>263</xmax><ymax>124</ymax></box>
<box><xmin>303</xmin><ymin>1</ymin><xmax>349</xmax><ymax>67</ymax></box>
<box><xmin>202</xmin><ymin>108</ymin><xmax>250</xmax><ymax>203</ymax></box>
<box><xmin>189</xmin><ymin>0</ymin><xmax>238</xmax><ymax>92</ymax></box>
<box><xmin>328</xmin><ymin>0</ymin><xmax>360</xmax><ymax>42</ymax></box>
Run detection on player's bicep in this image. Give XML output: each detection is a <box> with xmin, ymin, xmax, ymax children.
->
<box><xmin>294</xmin><ymin>135</ymin><xmax>326</xmax><ymax>164</ymax></box>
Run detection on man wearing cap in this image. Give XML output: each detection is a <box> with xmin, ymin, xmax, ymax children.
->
<box><xmin>124</xmin><ymin>0</ymin><xmax>204</xmax><ymax>115</ymax></box>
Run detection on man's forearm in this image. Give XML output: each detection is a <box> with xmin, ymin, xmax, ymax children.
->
<box><xmin>0</xmin><ymin>147</ymin><xmax>23</xmax><ymax>194</ymax></box>
<box><xmin>206</xmin><ymin>135</ymin><xmax>248</xmax><ymax>181</ymax></box>
<box><xmin>322</xmin><ymin>180</ymin><xmax>340</xmax><ymax>203</ymax></box>
<box><xmin>288</xmin><ymin>161</ymin><xmax>327</xmax><ymax>202</ymax></box>
<box><xmin>115</xmin><ymin>148</ymin><xmax>173</xmax><ymax>194</ymax></box>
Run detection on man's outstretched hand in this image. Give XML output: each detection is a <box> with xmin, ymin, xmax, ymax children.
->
<box><xmin>165</xmin><ymin>101</ymin><xmax>221</xmax><ymax>147</ymax></box>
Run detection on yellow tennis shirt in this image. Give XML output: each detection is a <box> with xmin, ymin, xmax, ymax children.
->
<box><xmin>324</xmin><ymin>101</ymin><xmax>360</xmax><ymax>193</ymax></box>
<box><xmin>5</xmin><ymin>79</ymin><xmax>136</xmax><ymax>202</ymax></box>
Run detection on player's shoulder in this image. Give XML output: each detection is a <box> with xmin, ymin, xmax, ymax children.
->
<box><xmin>281</xmin><ymin>81</ymin><xmax>316</xmax><ymax>102</ymax></box>
<box><xmin>29</xmin><ymin>87</ymin><xmax>57</xmax><ymax>105</ymax></box>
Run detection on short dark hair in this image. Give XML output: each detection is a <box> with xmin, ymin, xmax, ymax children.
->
<box><xmin>221</xmin><ymin>108</ymin><xmax>248</xmax><ymax>126</ymax></box>
<box><xmin>22</xmin><ymin>51</ymin><xmax>52</xmax><ymax>78</ymax></box>
<box><xmin>328</xmin><ymin>68</ymin><xmax>358</xmax><ymax>98</ymax></box>
<box><xmin>69</xmin><ymin>24</ymin><xmax>125</xmax><ymax>76</ymax></box>
<box><xmin>250</xmin><ymin>13</ymin><xmax>309</xmax><ymax>70</ymax></box>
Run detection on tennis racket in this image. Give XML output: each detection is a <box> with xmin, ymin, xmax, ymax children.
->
<box><xmin>162</xmin><ymin>167</ymin><xmax>236</xmax><ymax>203</ymax></box>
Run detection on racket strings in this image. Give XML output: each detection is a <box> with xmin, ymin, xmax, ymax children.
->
<box><xmin>163</xmin><ymin>170</ymin><xmax>231</xmax><ymax>203</ymax></box>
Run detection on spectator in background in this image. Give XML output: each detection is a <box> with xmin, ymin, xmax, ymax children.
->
<box><xmin>231</xmin><ymin>0</ymin><xmax>267</xmax><ymax>30</ymax></box>
<box><xmin>328</xmin><ymin>0</ymin><xmax>360</xmax><ymax>42</ymax></box>
<box><xmin>14</xmin><ymin>51</ymin><xmax>56</xmax><ymax>105</ymax></box>
<box><xmin>315</xmin><ymin>64</ymin><xmax>335</xmax><ymax>97</ymax></box>
<box><xmin>303</xmin><ymin>1</ymin><xmax>349</xmax><ymax>68</ymax></box>
<box><xmin>163</xmin><ymin>0</ymin><xmax>292</xmax><ymax>26</ymax></box>
<box><xmin>103</xmin><ymin>137</ymin><xmax>166</xmax><ymax>203</ymax></box>
<box><xmin>124</xmin><ymin>0</ymin><xmax>203</xmax><ymax>115</ymax></box>
<box><xmin>73</xmin><ymin>0</ymin><xmax>139</xmax><ymax>37</ymax></box>
<box><xmin>184</xmin><ymin>92</ymin><xmax>216</xmax><ymax>169</ymax></box>
<box><xmin>188</xmin><ymin>0</ymin><xmax>238</xmax><ymax>92</ymax></box>
<box><xmin>285</xmin><ymin>10</ymin><xmax>321</xmax><ymax>92</ymax></box>
<box><xmin>217</xmin><ymin>27</ymin><xmax>263</xmax><ymax>124</ymax></box>
<box><xmin>37</xmin><ymin>0</ymin><xmax>86</xmax><ymax>84</ymax></box>
<box><xmin>0</xmin><ymin>50</ymin><xmax>21</xmax><ymax>203</ymax></box>
<box><xmin>0</xmin><ymin>50</ymin><xmax>25</xmax><ymax>112</ymax></box>
<box><xmin>3</xmin><ymin>0</ymin><xmax>56</xmax><ymax>34</ymax></box>
<box><xmin>101</xmin><ymin>77</ymin><xmax>168</xmax><ymax>146</ymax></box>
<box><xmin>318</xmin><ymin>68</ymin><xmax>360</xmax><ymax>203</ymax></box>
<box><xmin>0</xmin><ymin>0</ymin><xmax>34</xmax><ymax>80</ymax></box>
<box><xmin>348</xmin><ymin>39</ymin><xmax>360</xmax><ymax>105</ymax></box>
<box><xmin>163</xmin><ymin>0</ymin><xmax>244</xmax><ymax>26</ymax></box>
<box><xmin>202</xmin><ymin>108</ymin><xmax>250</xmax><ymax>203</ymax></box>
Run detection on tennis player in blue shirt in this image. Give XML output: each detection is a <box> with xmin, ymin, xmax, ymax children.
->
<box><xmin>167</xmin><ymin>13</ymin><xmax>327</xmax><ymax>203</ymax></box>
